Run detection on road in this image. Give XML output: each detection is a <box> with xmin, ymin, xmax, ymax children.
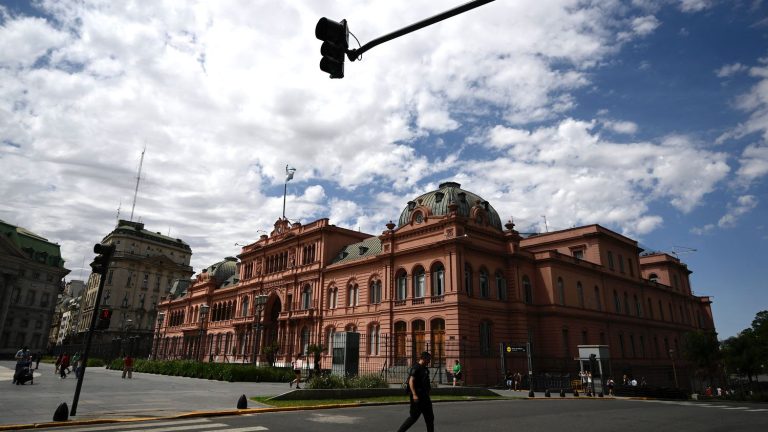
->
<box><xmin>27</xmin><ymin>399</ymin><xmax>768</xmax><ymax>432</ymax></box>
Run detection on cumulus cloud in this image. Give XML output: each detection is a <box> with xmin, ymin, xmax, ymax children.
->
<box><xmin>0</xmin><ymin>0</ymin><xmax>754</xmax><ymax>273</ymax></box>
<box><xmin>718</xmin><ymin>195</ymin><xmax>758</xmax><ymax>228</ymax></box>
<box><xmin>716</xmin><ymin>63</ymin><xmax>749</xmax><ymax>78</ymax></box>
<box><xmin>679</xmin><ymin>0</ymin><xmax>714</xmax><ymax>13</ymax></box>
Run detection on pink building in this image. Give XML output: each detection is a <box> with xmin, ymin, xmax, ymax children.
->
<box><xmin>154</xmin><ymin>182</ymin><xmax>714</xmax><ymax>388</ymax></box>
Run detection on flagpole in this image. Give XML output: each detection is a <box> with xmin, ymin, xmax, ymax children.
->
<box><xmin>282</xmin><ymin>165</ymin><xmax>296</xmax><ymax>219</ymax></box>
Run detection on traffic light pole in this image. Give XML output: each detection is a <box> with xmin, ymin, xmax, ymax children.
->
<box><xmin>70</xmin><ymin>246</ymin><xmax>113</xmax><ymax>417</ymax></box>
<box><xmin>347</xmin><ymin>0</ymin><xmax>495</xmax><ymax>61</ymax></box>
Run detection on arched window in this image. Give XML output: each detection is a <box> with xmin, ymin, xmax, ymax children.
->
<box><xmin>594</xmin><ymin>286</ymin><xmax>602</xmax><ymax>311</ymax></box>
<box><xmin>495</xmin><ymin>271</ymin><xmax>507</xmax><ymax>300</ymax></box>
<box><xmin>430</xmin><ymin>318</ymin><xmax>445</xmax><ymax>360</ymax></box>
<box><xmin>479</xmin><ymin>269</ymin><xmax>489</xmax><ymax>298</ymax></box>
<box><xmin>413</xmin><ymin>267</ymin><xmax>426</xmax><ymax>298</ymax></box>
<box><xmin>649</xmin><ymin>273</ymin><xmax>659</xmax><ymax>283</ymax></box>
<box><xmin>328</xmin><ymin>286</ymin><xmax>338</xmax><ymax>309</ymax></box>
<box><xmin>413</xmin><ymin>320</ymin><xmax>426</xmax><ymax>356</ymax></box>
<box><xmin>464</xmin><ymin>263</ymin><xmax>473</xmax><ymax>296</ymax></box>
<box><xmin>241</xmin><ymin>296</ymin><xmax>249</xmax><ymax>317</ymax></box>
<box><xmin>345</xmin><ymin>323</ymin><xmax>357</xmax><ymax>333</ymax></box>
<box><xmin>368</xmin><ymin>323</ymin><xmax>380</xmax><ymax>355</ymax></box>
<box><xmin>480</xmin><ymin>320</ymin><xmax>493</xmax><ymax>355</ymax></box>
<box><xmin>348</xmin><ymin>283</ymin><xmax>358</xmax><ymax>307</ymax></box>
<box><xmin>300</xmin><ymin>326</ymin><xmax>310</xmax><ymax>355</ymax></box>
<box><xmin>523</xmin><ymin>276</ymin><xmax>533</xmax><ymax>304</ymax></box>
<box><xmin>301</xmin><ymin>285</ymin><xmax>312</xmax><ymax>309</ymax></box>
<box><xmin>396</xmin><ymin>270</ymin><xmax>408</xmax><ymax>300</ymax></box>
<box><xmin>370</xmin><ymin>280</ymin><xmax>382</xmax><ymax>304</ymax></box>
<box><xmin>394</xmin><ymin>321</ymin><xmax>407</xmax><ymax>365</ymax></box>
<box><xmin>577</xmin><ymin>282</ymin><xmax>584</xmax><ymax>307</ymax></box>
<box><xmin>557</xmin><ymin>278</ymin><xmax>565</xmax><ymax>305</ymax></box>
<box><xmin>431</xmin><ymin>263</ymin><xmax>445</xmax><ymax>296</ymax></box>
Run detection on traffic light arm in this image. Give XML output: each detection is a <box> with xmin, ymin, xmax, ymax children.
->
<box><xmin>347</xmin><ymin>0</ymin><xmax>495</xmax><ymax>61</ymax></box>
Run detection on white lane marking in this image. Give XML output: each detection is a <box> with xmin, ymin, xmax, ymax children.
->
<box><xmin>55</xmin><ymin>418</ymin><xmax>212</xmax><ymax>431</ymax></box>
<box><xmin>216</xmin><ymin>427</ymin><xmax>269</xmax><ymax>431</ymax></box>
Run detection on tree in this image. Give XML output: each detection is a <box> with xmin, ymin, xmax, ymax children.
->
<box><xmin>306</xmin><ymin>343</ymin><xmax>325</xmax><ymax>377</ymax></box>
<box><xmin>682</xmin><ymin>330</ymin><xmax>721</xmax><ymax>386</ymax></box>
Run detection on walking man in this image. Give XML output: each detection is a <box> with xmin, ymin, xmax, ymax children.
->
<box><xmin>122</xmin><ymin>354</ymin><xmax>134</xmax><ymax>379</ymax></box>
<box><xmin>397</xmin><ymin>351</ymin><xmax>434</xmax><ymax>432</ymax></box>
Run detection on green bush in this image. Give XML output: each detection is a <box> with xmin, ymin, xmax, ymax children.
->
<box><xmin>86</xmin><ymin>358</ymin><xmax>105</xmax><ymax>367</ymax></box>
<box><xmin>106</xmin><ymin>359</ymin><xmax>293</xmax><ymax>382</ymax></box>
<box><xmin>306</xmin><ymin>373</ymin><xmax>388</xmax><ymax>389</ymax></box>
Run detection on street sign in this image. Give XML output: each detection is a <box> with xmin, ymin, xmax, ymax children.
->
<box><xmin>505</xmin><ymin>343</ymin><xmax>527</xmax><ymax>353</ymax></box>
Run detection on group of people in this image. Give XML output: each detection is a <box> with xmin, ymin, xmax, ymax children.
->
<box><xmin>504</xmin><ymin>370</ymin><xmax>523</xmax><ymax>391</ymax></box>
<box><xmin>54</xmin><ymin>352</ymin><xmax>81</xmax><ymax>379</ymax></box>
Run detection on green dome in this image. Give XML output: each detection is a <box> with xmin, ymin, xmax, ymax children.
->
<box><xmin>397</xmin><ymin>182</ymin><xmax>503</xmax><ymax>231</ymax></box>
<box><xmin>202</xmin><ymin>257</ymin><xmax>238</xmax><ymax>287</ymax></box>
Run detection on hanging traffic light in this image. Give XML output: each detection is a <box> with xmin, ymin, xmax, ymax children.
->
<box><xmin>90</xmin><ymin>243</ymin><xmax>115</xmax><ymax>276</ymax></box>
<box><xmin>97</xmin><ymin>308</ymin><xmax>112</xmax><ymax>330</ymax></box>
<box><xmin>315</xmin><ymin>17</ymin><xmax>348</xmax><ymax>79</ymax></box>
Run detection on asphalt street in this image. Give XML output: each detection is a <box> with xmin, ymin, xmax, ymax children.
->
<box><xmin>23</xmin><ymin>399</ymin><xmax>768</xmax><ymax>432</ymax></box>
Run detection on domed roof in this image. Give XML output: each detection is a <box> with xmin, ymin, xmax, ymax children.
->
<box><xmin>398</xmin><ymin>182</ymin><xmax>503</xmax><ymax>231</ymax></box>
<box><xmin>202</xmin><ymin>257</ymin><xmax>238</xmax><ymax>287</ymax></box>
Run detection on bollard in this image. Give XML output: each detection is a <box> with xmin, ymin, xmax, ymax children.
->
<box><xmin>560</xmin><ymin>389</ymin><xmax>565</xmax><ymax>397</ymax></box>
<box><xmin>53</xmin><ymin>402</ymin><xmax>69</xmax><ymax>422</ymax></box>
<box><xmin>237</xmin><ymin>394</ymin><xmax>248</xmax><ymax>409</ymax></box>
<box><xmin>545</xmin><ymin>389</ymin><xmax>551</xmax><ymax>397</ymax></box>
<box><xmin>598</xmin><ymin>391</ymin><xmax>604</xmax><ymax>398</ymax></box>
<box><xmin>574</xmin><ymin>389</ymin><xmax>579</xmax><ymax>397</ymax></box>
<box><xmin>528</xmin><ymin>389</ymin><xmax>535</xmax><ymax>398</ymax></box>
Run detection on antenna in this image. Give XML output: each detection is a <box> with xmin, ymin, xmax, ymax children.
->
<box><xmin>130</xmin><ymin>146</ymin><xmax>146</xmax><ymax>222</ymax></box>
<box><xmin>541</xmin><ymin>215</ymin><xmax>549</xmax><ymax>233</ymax></box>
<box><xmin>671</xmin><ymin>245</ymin><xmax>697</xmax><ymax>257</ymax></box>
<box><xmin>116</xmin><ymin>201</ymin><xmax>121</xmax><ymax>223</ymax></box>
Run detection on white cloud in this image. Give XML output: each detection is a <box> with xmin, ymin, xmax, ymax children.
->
<box><xmin>678</xmin><ymin>0</ymin><xmax>714</xmax><ymax>13</ymax></box>
<box><xmin>618</xmin><ymin>15</ymin><xmax>661</xmax><ymax>42</ymax></box>
<box><xmin>718</xmin><ymin>195</ymin><xmax>758</xmax><ymax>228</ymax></box>
<box><xmin>716</xmin><ymin>63</ymin><xmax>748</xmax><ymax>78</ymax></box>
<box><xmin>603</xmin><ymin>120</ymin><xmax>639</xmax><ymax>134</ymax></box>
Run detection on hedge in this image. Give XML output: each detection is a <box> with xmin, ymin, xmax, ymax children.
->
<box><xmin>306</xmin><ymin>373</ymin><xmax>389</xmax><ymax>389</ymax></box>
<box><xmin>107</xmin><ymin>359</ymin><xmax>293</xmax><ymax>382</ymax></box>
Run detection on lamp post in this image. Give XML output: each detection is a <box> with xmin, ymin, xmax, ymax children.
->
<box><xmin>252</xmin><ymin>295</ymin><xmax>268</xmax><ymax>364</ymax></box>
<box><xmin>198</xmin><ymin>304</ymin><xmax>209</xmax><ymax>362</ymax></box>
<box><xmin>669</xmin><ymin>349</ymin><xmax>679</xmax><ymax>388</ymax></box>
<box><xmin>153</xmin><ymin>312</ymin><xmax>165</xmax><ymax>360</ymax></box>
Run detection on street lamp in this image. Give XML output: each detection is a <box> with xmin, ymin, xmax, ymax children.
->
<box><xmin>198</xmin><ymin>304</ymin><xmax>209</xmax><ymax>362</ymax></box>
<box><xmin>153</xmin><ymin>312</ymin><xmax>165</xmax><ymax>360</ymax></box>
<box><xmin>669</xmin><ymin>349</ymin><xmax>679</xmax><ymax>388</ymax></box>
<box><xmin>252</xmin><ymin>295</ymin><xmax>268</xmax><ymax>364</ymax></box>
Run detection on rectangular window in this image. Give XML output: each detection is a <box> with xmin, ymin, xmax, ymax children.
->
<box><xmin>142</xmin><ymin>273</ymin><xmax>149</xmax><ymax>290</ymax></box>
<box><xmin>607</xmin><ymin>251</ymin><xmax>615</xmax><ymax>270</ymax></box>
<box><xmin>628</xmin><ymin>258</ymin><xmax>634</xmax><ymax>276</ymax></box>
<box><xmin>618</xmin><ymin>254</ymin><xmax>625</xmax><ymax>273</ymax></box>
<box><xmin>573</xmin><ymin>249</ymin><xmax>584</xmax><ymax>260</ymax></box>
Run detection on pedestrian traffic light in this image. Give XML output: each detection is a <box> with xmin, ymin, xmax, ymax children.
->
<box><xmin>90</xmin><ymin>243</ymin><xmax>115</xmax><ymax>276</ymax></box>
<box><xmin>97</xmin><ymin>308</ymin><xmax>112</xmax><ymax>330</ymax></box>
<box><xmin>315</xmin><ymin>17</ymin><xmax>348</xmax><ymax>79</ymax></box>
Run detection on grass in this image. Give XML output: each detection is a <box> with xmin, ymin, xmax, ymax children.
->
<box><xmin>250</xmin><ymin>394</ymin><xmax>506</xmax><ymax>408</ymax></box>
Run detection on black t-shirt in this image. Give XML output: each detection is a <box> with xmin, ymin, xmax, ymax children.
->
<box><xmin>408</xmin><ymin>363</ymin><xmax>431</xmax><ymax>395</ymax></box>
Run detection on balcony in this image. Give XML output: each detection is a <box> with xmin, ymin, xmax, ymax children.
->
<box><xmin>430</xmin><ymin>295</ymin><xmax>444</xmax><ymax>303</ymax></box>
<box><xmin>281</xmin><ymin>299</ymin><xmax>318</xmax><ymax>319</ymax></box>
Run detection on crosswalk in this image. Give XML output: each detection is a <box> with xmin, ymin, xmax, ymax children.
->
<box><xmin>37</xmin><ymin>418</ymin><xmax>269</xmax><ymax>432</ymax></box>
<box><xmin>640</xmin><ymin>399</ymin><xmax>768</xmax><ymax>413</ymax></box>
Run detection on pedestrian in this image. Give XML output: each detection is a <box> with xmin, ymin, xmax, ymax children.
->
<box><xmin>122</xmin><ymin>354</ymin><xmax>134</xmax><ymax>379</ymax></box>
<box><xmin>607</xmin><ymin>377</ymin><xmax>615</xmax><ymax>396</ymax></box>
<box><xmin>289</xmin><ymin>356</ymin><xmax>302</xmax><ymax>389</ymax></box>
<box><xmin>59</xmin><ymin>353</ymin><xmax>70</xmax><ymax>379</ymax></box>
<box><xmin>452</xmin><ymin>359</ymin><xmax>462</xmax><ymax>387</ymax></box>
<box><xmin>13</xmin><ymin>346</ymin><xmax>31</xmax><ymax>384</ymax></box>
<box><xmin>35</xmin><ymin>352</ymin><xmax>42</xmax><ymax>369</ymax></box>
<box><xmin>504</xmin><ymin>370</ymin><xmax>513</xmax><ymax>390</ymax></box>
<box><xmin>397</xmin><ymin>351</ymin><xmax>434</xmax><ymax>432</ymax></box>
<box><xmin>513</xmin><ymin>371</ymin><xmax>522</xmax><ymax>391</ymax></box>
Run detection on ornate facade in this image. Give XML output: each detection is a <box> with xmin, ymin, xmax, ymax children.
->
<box><xmin>0</xmin><ymin>220</ymin><xmax>70</xmax><ymax>356</ymax></box>
<box><xmin>154</xmin><ymin>182</ymin><xmax>715</xmax><ymax>387</ymax></box>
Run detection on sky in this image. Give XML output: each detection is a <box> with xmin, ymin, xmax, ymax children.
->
<box><xmin>0</xmin><ymin>0</ymin><xmax>766</xmax><ymax>339</ymax></box>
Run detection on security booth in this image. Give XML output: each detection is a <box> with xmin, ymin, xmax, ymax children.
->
<box><xmin>576</xmin><ymin>345</ymin><xmax>610</xmax><ymax>394</ymax></box>
<box><xmin>332</xmin><ymin>331</ymin><xmax>360</xmax><ymax>377</ymax></box>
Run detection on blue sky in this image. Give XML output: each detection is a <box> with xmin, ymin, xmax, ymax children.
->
<box><xmin>0</xmin><ymin>0</ymin><xmax>766</xmax><ymax>339</ymax></box>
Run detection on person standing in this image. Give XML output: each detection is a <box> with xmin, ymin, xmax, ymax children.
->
<box><xmin>451</xmin><ymin>359</ymin><xmax>462</xmax><ymax>387</ymax></box>
<box><xmin>513</xmin><ymin>371</ymin><xmax>522</xmax><ymax>391</ymax></box>
<box><xmin>505</xmin><ymin>370</ymin><xmax>514</xmax><ymax>390</ymax></box>
<box><xmin>34</xmin><ymin>352</ymin><xmax>42</xmax><ymax>369</ymax></box>
<box><xmin>397</xmin><ymin>351</ymin><xmax>434</xmax><ymax>432</ymax></box>
<box><xmin>122</xmin><ymin>354</ymin><xmax>134</xmax><ymax>379</ymax></box>
<box><xmin>59</xmin><ymin>353</ymin><xmax>70</xmax><ymax>379</ymax></box>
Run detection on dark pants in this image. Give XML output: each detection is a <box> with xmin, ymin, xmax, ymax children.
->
<box><xmin>397</xmin><ymin>394</ymin><xmax>434</xmax><ymax>432</ymax></box>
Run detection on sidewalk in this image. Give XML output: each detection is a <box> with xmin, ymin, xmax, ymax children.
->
<box><xmin>0</xmin><ymin>360</ymin><xmax>282</xmax><ymax>426</ymax></box>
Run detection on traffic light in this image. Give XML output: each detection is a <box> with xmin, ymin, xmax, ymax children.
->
<box><xmin>315</xmin><ymin>17</ymin><xmax>348</xmax><ymax>78</ymax></box>
<box><xmin>90</xmin><ymin>243</ymin><xmax>115</xmax><ymax>276</ymax></box>
<box><xmin>97</xmin><ymin>308</ymin><xmax>112</xmax><ymax>330</ymax></box>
